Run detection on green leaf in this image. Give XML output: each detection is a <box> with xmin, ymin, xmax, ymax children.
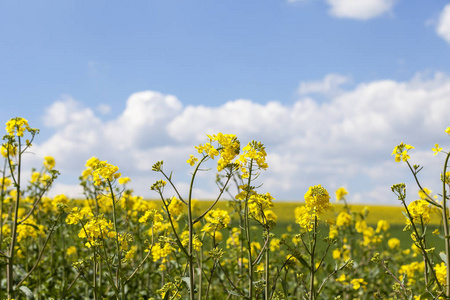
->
<box><xmin>19</xmin><ymin>285</ymin><xmax>34</xmax><ymax>299</ymax></box>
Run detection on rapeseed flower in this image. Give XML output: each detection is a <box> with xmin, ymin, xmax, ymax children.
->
<box><xmin>5</xmin><ymin>117</ymin><xmax>30</xmax><ymax>137</ymax></box>
<box><xmin>446</xmin><ymin>127</ymin><xmax>450</xmax><ymax>135</ymax></box>
<box><xmin>432</xmin><ymin>143</ymin><xmax>442</xmax><ymax>155</ymax></box>
<box><xmin>392</xmin><ymin>142</ymin><xmax>414</xmax><ymax>162</ymax></box>
<box><xmin>336</xmin><ymin>211</ymin><xmax>352</xmax><ymax>227</ymax></box>
<box><xmin>304</xmin><ymin>185</ymin><xmax>330</xmax><ymax>214</ymax></box>
<box><xmin>335</xmin><ymin>187</ymin><xmax>348</xmax><ymax>202</ymax></box>
<box><xmin>118</xmin><ymin>177</ymin><xmax>130</xmax><ymax>185</ymax></box>
<box><xmin>16</xmin><ymin>217</ymin><xmax>45</xmax><ymax>242</ymax></box>
<box><xmin>66</xmin><ymin>246</ymin><xmax>77</xmax><ymax>256</ymax></box>
<box><xmin>406</xmin><ymin>200</ymin><xmax>430</xmax><ymax>224</ymax></box>
<box><xmin>139</xmin><ymin>209</ymin><xmax>164</xmax><ymax>225</ymax></box>
<box><xmin>294</xmin><ymin>205</ymin><xmax>314</xmax><ymax>231</ymax></box>
<box><xmin>435</xmin><ymin>262</ymin><xmax>447</xmax><ymax>285</ymax></box>
<box><xmin>43</xmin><ymin>156</ymin><xmax>55</xmax><ymax>170</ymax></box>
<box><xmin>388</xmin><ymin>238</ymin><xmax>400</xmax><ymax>250</ymax></box>
<box><xmin>181</xmin><ymin>231</ymin><xmax>203</xmax><ymax>251</ymax></box>
<box><xmin>375</xmin><ymin>220</ymin><xmax>390</xmax><ymax>233</ymax></box>
<box><xmin>399</xmin><ymin>261</ymin><xmax>424</xmax><ymax>286</ymax></box>
<box><xmin>168</xmin><ymin>197</ymin><xmax>184</xmax><ymax>217</ymax></box>
<box><xmin>92</xmin><ymin>160</ymin><xmax>121</xmax><ymax>186</ymax></box>
<box><xmin>350</xmin><ymin>278</ymin><xmax>367</xmax><ymax>290</ymax></box>
<box><xmin>1</xmin><ymin>177</ymin><xmax>11</xmax><ymax>190</ymax></box>
<box><xmin>78</xmin><ymin>216</ymin><xmax>115</xmax><ymax>248</ymax></box>
<box><xmin>1</xmin><ymin>144</ymin><xmax>16</xmax><ymax>158</ymax></box>
<box><xmin>204</xmin><ymin>209</ymin><xmax>230</xmax><ymax>231</ymax></box>
<box><xmin>186</xmin><ymin>155</ymin><xmax>198</xmax><ymax>166</ymax></box>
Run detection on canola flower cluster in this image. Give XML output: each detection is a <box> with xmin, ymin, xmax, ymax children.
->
<box><xmin>295</xmin><ymin>184</ymin><xmax>331</xmax><ymax>231</ymax></box>
<box><xmin>190</xmin><ymin>133</ymin><xmax>268</xmax><ymax>178</ymax></box>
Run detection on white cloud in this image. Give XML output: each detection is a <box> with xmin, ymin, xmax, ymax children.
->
<box><xmin>28</xmin><ymin>72</ymin><xmax>450</xmax><ymax>205</ymax></box>
<box><xmin>297</xmin><ymin>73</ymin><xmax>351</xmax><ymax>96</ymax></box>
<box><xmin>437</xmin><ymin>4</ymin><xmax>450</xmax><ymax>44</ymax></box>
<box><xmin>326</xmin><ymin>0</ymin><xmax>395</xmax><ymax>20</ymax></box>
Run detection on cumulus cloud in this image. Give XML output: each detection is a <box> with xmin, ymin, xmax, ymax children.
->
<box><xmin>29</xmin><ymin>72</ymin><xmax>450</xmax><ymax>204</ymax></box>
<box><xmin>437</xmin><ymin>4</ymin><xmax>450</xmax><ymax>44</ymax></box>
<box><xmin>326</xmin><ymin>0</ymin><xmax>395</xmax><ymax>20</ymax></box>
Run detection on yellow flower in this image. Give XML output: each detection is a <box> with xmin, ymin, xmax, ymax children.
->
<box><xmin>350</xmin><ymin>278</ymin><xmax>367</xmax><ymax>290</ymax></box>
<box><xmin>151</xmin><ymin>242</ymin><xmax>174</xmax><ymax>262</ymax></box>
<box><xmin>432</xmin><ymin>143</ymin><xmax>442</xmax><ymax>155</ymax></box>
<box><xmin>43</xmin><ymin>156</ymin><xmax>55</xmax><ymax>170</ymax></box>
<box><xmin>270</xmin><ymin>238</ymin><xmax>280</xmax><ymax>252</ymax></box>
<box><xmin>418</xmin><ymin>187</ymin><xmax>432</xmax><ymax>200</ymax></box>
<box><xmin>66</xmin><ymin>246</ymin><xmax>77</xmax><ymax>256</ymax></box>
<box><xmin>66</xmin><ymin>207</ymin><xmax>93</xmax><ymax>225</ymax></box>
<box><xmin>139</xmin><ymin>209</ymin><xmax>164</xmax><ymax>225</ymax></box>
<box><xmin>1</xmin><ymin>177</ymin><xmax>12</xmax><ymax>190</ymax></box>
<box><xmin>118</xmin><ymin>177</ymin><xmax>131</xmax><ymax>185</ymax></box>
<box><xmin>332</xmin><ymin>249</ymin><xmax>341</xmax><ymax>260</ymax></box>
<box><xmin>1</xmin><ymin>143</ymin><xmax>17</xmax><ymax>158</ymax></box>
<box><xmin>214</xmin><ymin>231</ymin><xmax>223</xmax><ymax>242</ymax></box>
<box><xmin>375</xmin><ymin>220</ymin><xmax>390</xmax><ymax>233</ymax></box>
<box><xmin>436</xmin><ymin>262</ymin><xmax>447</xmax><ymax>285</ymax></box>
<box><xmin>304</xmin><ymin>185</ymin><xmax>330</xmax><ymax>214</ymax></box>
<box><xmin>294</xmin><ymin>206</ymin><xmax>314</xmax><ymax>231</ymax></box>
<box><xmin>168</xmin><ymin>197</ymin><xmax>184</xmax><ymax>217</ymax></box>
<box><xmin>336</xmin><ymin>274</ymin><xmax>347</xmax><ymax>283</ymax></box>
<box><xmin>355</xmin><ymin>220</ymin><xmax>367</xmax><ymax>233</ymax></box>
<box><xmin>204</xmin><ymin>209</ymin><xmax>230</xmax><ymax>231</ymax></box>
<box><xmin>186</xmin><ymin>155</ymin><xmax>198</xmax><ymax>166</ymax></box>
<box><xmin>5</xmin><ymin>117</ymin><xmax>30</xmax><ymax>137</ymax></box>
<box><xmin>16</xmin><ymin>217</ymin><xmax>45</xmax><ymax>241</ymax></box>
<box><xmin>406</xmin><ymin>200</ymin><xmax>430</xmax><ymax>224</ymax></box>
<box><xmin>336</xmin><ymin>211</ymin><xmax>352</xmax><ymax>227</ymax></box>
<box><xmin>335</xmin><ymin>187</ymin><xmax>348</xmax><ymax>202</ymax></box>
<box><xmin>329</xmin><ymin>225</ymin><xmax>338</xmax><ymax>238</ymax></box>
<box><xmin>446</xmin><ymin>127</ymin><xmax>450</xmax><ymax>135</ymax></box>
<box><xmin>392</xmin><ymin>142</ymin><xmax>414</xmax><ymax>162</ymax></box>
<box><xmin>388</xmin><ymin>238</ymin><xmax>400</xmax><ymax>250</ymax></box>
<box><xmin>92</xmin><ymin>160</ymin><xmax>121</xmax><ymax>186</ymax></box>
<box><xmin>181</xmin><ymin>231</ymin><xmax>203</xmax><ymax>251</ymax></box>
<box><xmin>52</xmin><ymin>194</ymin><xmax>69</xmax><ymax>211</ymax></box>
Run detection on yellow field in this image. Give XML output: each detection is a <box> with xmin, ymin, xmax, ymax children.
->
<box><xmin>147</xmin><ymin>200</ymin><xmax>442</xmax><ymax>226</ymax></box>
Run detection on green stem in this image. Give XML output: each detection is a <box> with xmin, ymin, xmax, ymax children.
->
<box><xmin>442</xmin><ymin>151</ymin><xmax>450</xmax><ymax>296</ymax></box>
<box><xmin>264</xmin><ymin>245</ymin><xmax>269</xmax><ymax>300</ymax></box>
<box><xmin>7</xmin><ymin>136</ymin><xmax>21</xmax><ymax>298</ymax></box>
<box><xmin>309</xmin><ymin>215</ymin><xmax>317</xmax><ymax>300</ymax></box>
<box><xmin>244</xmin><ymin>161</ymin><xmax>254</xmax><ymax>299</ymax></box>
<box><xmin>187</xmin><ymin>156</ymin><xmax>208</xmax><ymax>300</ymax></box>
<box><xmin>108</xmin><ymin>179</ymin><xmax>123</xmax><ymax>299</ymax></box>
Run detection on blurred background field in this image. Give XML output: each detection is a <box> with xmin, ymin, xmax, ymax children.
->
<box><xmin>147</xmin><ymin>200</ymin><xmax>442</xmax><ymax>226</ymax></box>
<box><xmin>144</xmin><ymin>199</ymin><xmax>445</xmax><ymax>253</ymax></box>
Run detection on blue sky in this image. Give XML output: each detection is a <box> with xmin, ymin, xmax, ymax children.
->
<box><xmin>1</xmin><ymin>0</ymin><xmax>450</xmax><ymax>204</ymax></box>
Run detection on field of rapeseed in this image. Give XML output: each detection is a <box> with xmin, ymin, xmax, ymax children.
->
<box><xmin>1</xmin><ymin>117</ymin><xmax>450</xmax><ymax>299</ymax></box>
